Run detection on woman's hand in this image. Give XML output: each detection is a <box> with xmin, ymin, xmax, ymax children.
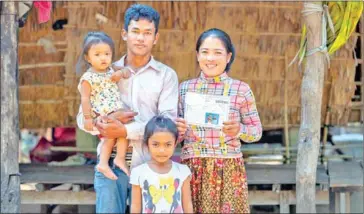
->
<box><xmin>95</xmin><ymin>116</ymin><xmax>127</xmax><ymax>139</ymax></box>
<box><xmin>222</xmin><ymin>120</ymin><xmax>240</xmax><ymax>137</ymax></box>
<box><xmin>175</xmin><ymin>118</ymin><xmax>188</xmax><ymax>136</ymax></box>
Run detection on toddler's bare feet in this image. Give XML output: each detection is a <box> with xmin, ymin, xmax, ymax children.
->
<box><xmin>96</xmin><ymin>163</ymin><xmax>117</xmax><ymax>180</ymax></box>
<box><xmin>114</xmin><ymin>157</ymin><xmax>130</xmax><ymax>176</ymax></box>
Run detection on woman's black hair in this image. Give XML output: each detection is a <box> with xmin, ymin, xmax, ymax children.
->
<box><xmin>143</xmin><ymin>115</ymin><xmax>178</xmax><ymax>145</ymax></box>
<box><xmin>195</xmin><ymin>28</ymin><xmax>235</xmax><ymax>72</ymax></box>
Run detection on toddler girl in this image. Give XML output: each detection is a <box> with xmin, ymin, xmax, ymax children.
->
<box><xmin>76</xmin><ymin>31</ymin><xmax>131</xmax><ymax>180</ymax></box>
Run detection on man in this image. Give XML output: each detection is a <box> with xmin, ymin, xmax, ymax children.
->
<box><xmin>77</xmin><ymin>4</ymin><xmax>179</xmax><ymax>213</ymax></box>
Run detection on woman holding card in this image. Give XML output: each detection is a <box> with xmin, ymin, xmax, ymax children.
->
<box><xmin>175</xmin><ymin>28</ymin><xmax>262</xmax><ymax>213</ymax></box>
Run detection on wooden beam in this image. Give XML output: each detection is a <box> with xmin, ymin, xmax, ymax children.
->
<box><xmin>328</xmin><ymin>161</ymin><xmax>364</xmax><ymax>188</ymax></box>
<box><xmin>19</xmin><ymin>62</ymin><xmax>66</xmax><ymax>70</ymax></box>
<box><xmin>19</xmin><ymin>41</ymin><xmax>67</xmax><ymax>47</ymax></box>
<box><xmin>21</xmin><ymin>191</ymin><xmax>96</xmax><ymax>205</ymax></box>
<box><xmin>1</xmin><ymin>2</ymin><xmax>20</xmax><ymax>213</ymax></box>
<box><xmin>20</xmin><ymin>190</ymin><xmax>329</xmax><ymax>205</ymax></box>
<box><xmin>19</xmin><ymin>164</ymin><xmax>329</xmax><ymax>185</ymax></box>
<box><xmin>360</xmin><ymin>13</ymin><xmax>364</xmax><ymax>124</ymax></box>
<box><xmin>279</xmin><ymin>191</ymin><xmax>290</xmax><ymax>213</ymax></box>
<box><xmin>20</xmin><ymin>164</ymin><xmax>95</xmax><ymax>184</ymax></box>
<box><xmin>246</xmin><ymin>164</ymin><xmax>328</xmax><ymax>185</ymax></box>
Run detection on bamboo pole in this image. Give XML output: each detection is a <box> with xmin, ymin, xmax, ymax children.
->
<box><xmin>321</xmin><ymin>75</ymin><xmax>333</xmax><ymax>164</ymax></box>
<box><xmin>284</xmin><ymin>55</ymin><xmax>291</xmax><ymax>163</ymax></box>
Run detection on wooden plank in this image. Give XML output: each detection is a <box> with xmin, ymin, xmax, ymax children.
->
<box><xmin>21</xmin><ymin>190</ymin><xmax>329</xmax><ymax>205</ymax></box>
<box><xmin>344</xmin><ymin>192</ymin><xmax>350</xmax><ymax>213</ymax></box>
<box><xmin>18</xmin><ymin>62</ymin><xmax>66</xmax><ymax>70</ymax></box>
<box><xmin>279</xmin><ymin>191</ymin><xmax>290</xmax><ymax>213</ymax></box>
<box><xmin>20</xmin><ymin>164</ymin><xmax>328</xmax><ymax>185</ymax></box>
<box><xmin>20</xmin><ymin>164</ymin><xmax>94</xmax><ymax>184</ymax></box>
<box><xmin>360</xmin><ymin>13</ymin><xmax>364</xmax><ymax>124</ymax></box>
<box><xmin>330</xmin><ymin>186</ymin><xmax>363</xmax><ymax>192</ymax></box>
<box><xmin>250</xmin><ymin>190</ymin><xmax>329</xmax><ymax>205</ymax></box>
<box><xmin>246</xmin><ymin>164</ymin><xmax>328</xmax><ymax>185</ymax></box>
<box><xmin>21</xmin><ymin>191</ymin><xmax>96</xmax><ymax>205</ymax></box>
<box><xmin>329</xmin><ymin>190</ymin><xmax>336</xmax><ymax>213</ymax></box>
<box><xmin>328</xmin><ymin>161</ymin><xmax>364</xmax><ymax>188</ymax></box>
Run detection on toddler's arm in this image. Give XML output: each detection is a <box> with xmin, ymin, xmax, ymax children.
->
<box><xmin>110</xmin><ymin>67</ymin><xmax>131</xmax><ymax>82</ymax></box>
<box><xmin>80</xmin><ymin>80</ymin><xmax>94</xmax><ymax>131</ymax></box>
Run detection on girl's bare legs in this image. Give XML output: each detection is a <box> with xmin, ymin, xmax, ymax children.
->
<box><xmin>113</xmin><ymin>138</ymin><xmax>130</xmax><ymax>176</ymax></box>
<box><xmin>96</xmin><ymin>138</ymin><xmax>117</xmax><ymax>180</ymax></box>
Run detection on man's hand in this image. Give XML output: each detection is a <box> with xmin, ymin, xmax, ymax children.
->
<box><xmin>175</xmin><ymin>118</ymin><xmax>188</xmax><ymax>136</ymax></box>
<box><xmin>95</xmin><ymin>116</ymin><xmax>127</xmax><ymax>139</ymax></box>
<box><xmin>108</xmin><ymin>110</ymin><xmax>138</xmax><ymax>124</ymax></box>
<box><xmin>222</xmin><ymin>120</ymin><xmax>240</xmax><ymax>137</ymax></box>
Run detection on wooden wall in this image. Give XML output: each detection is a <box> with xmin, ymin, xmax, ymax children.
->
<box><xmin>18</xmin><ymin>2</ymin><xmax>359</xmax><ymax>129</ymax></box>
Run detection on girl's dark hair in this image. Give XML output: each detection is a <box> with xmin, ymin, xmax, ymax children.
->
<box><xmin>143</xmin><ymin>115</ymin><xmax>178</xmax><ymax>145</ymax></box>
<box><xmin>75</xmin><ymin>31</ymin><xmax>115</xmax><ymax>75</ymax></box>
<box><xmin>196</xmin><ymin>28</ymin><xmax>235</xmax><ymax>72</ymax></box>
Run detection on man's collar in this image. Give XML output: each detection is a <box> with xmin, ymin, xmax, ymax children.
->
<box><xmin>117</xmin><ymin>55</ymin><xmax>160</xmax><ymax>72</ymax></box>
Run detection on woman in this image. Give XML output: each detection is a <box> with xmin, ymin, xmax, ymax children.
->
<box><xmin>176</xmin><ymin>28</ymin><xmax>262</xmax><ymax>213</ymax></box>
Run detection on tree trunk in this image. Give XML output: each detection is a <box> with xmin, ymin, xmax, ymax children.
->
<box><xmin>296</xmin><ymin>2</ymin><xmax>326</xmax><ymax>213</ymax></box>
<box><xmin>1</xmin><ymin>2</ymin><xmax>20</xmax><ymax>213</ymax></box>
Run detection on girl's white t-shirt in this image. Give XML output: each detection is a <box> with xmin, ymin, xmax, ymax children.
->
<box><xmin>130</xmin><ymin>161</ymin><xmax>191</xmax><ymax>213</ymax></box>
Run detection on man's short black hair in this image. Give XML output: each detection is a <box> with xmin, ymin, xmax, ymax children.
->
<box><xmin>124</xmin><ymin>4</ymin><xmax>160</xmax><ymax>34</ymax></box>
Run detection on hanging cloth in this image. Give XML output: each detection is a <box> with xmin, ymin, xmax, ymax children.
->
<box><xmin>33</xmin><ymin>1</ymin><xmax>52</xmax><ymax>24</ymax></box>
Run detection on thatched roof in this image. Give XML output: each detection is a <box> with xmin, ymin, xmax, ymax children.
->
<box><xmin>18</xmin><ymin>2</ymin><xmax>360</xmax><ymax>129</ymax></box>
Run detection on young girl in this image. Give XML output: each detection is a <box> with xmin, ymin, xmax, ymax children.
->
<box><xmin>76</xmin><ymin>31</ymin><xmax>131</xmax><ymax>180</ymax></box>
<box><xmin>130</xmin><ymin>116</ymin><xmax>193</xmax><ymax>213</ymax></box>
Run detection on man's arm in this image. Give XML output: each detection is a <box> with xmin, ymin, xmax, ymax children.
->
<box><xmin>157</xmin><ymin>70</ymin><xmax>179</xmax><ymax>118</ymax></box>
<box><xmin>123</xmin><ymin>70</ymin><xmax>179</xmax><ymax>141</ymax></box>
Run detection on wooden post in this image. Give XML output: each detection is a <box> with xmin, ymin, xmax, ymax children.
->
<box><xmin>296</xmin><ymin>2</ymin><xmax>326</xmax><ymax>213</ymax></box>
<box><xmin>321</xmin><ymin>75</ymin><xmax>333</xmax><ymax>164</ymax></box>
<box><xmin>1</xmin><ymin>2</ymin><xmax>20</xmax><ymax>213</ymax></box>
<box><xmin>360</xmin><ymin>14</ymin><xmax>364</xmax><ymax>124</ymax></box>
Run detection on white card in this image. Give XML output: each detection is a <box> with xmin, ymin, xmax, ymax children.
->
<box><xmin>184</xmin><ymin>92</ymin><xmax>230</xmax><ymax>128</ymax></box>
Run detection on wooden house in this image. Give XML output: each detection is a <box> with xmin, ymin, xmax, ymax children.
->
<box><xmin>18</xmin><ymin>1</ymin><xmax>363</xmax><ymax>130</ymax></box>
